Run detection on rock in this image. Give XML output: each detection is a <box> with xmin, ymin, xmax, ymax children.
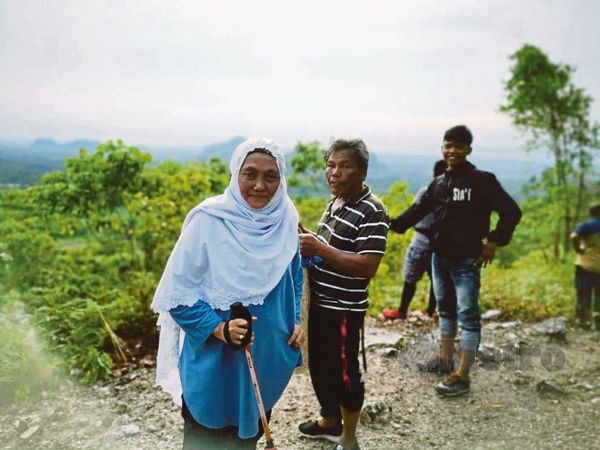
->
<box><xmin>140</xmin><ymin>355</ymin><xmax>155</xmax><ymax>367</ymax></box>
<box><xmin>590</xmin><ymin>397</ymin><xmax>600</xmax><ymax>404</ymax></box>
<box><xmin>376</xmin><ymin>346</ymin><xmax>398</xmax><ymax>358</ymax></box>
<box><xmin>15</xmin><ymin>420</ymin><xmax>28</xmax><ymax>434</ymax></box>
<box><xmin>120</xmin><ymin>424</ymin><xmax>140</xmax><ymax>436</ymax></box>
<box><xmin>360</xmin><ymin>401</ymin><xmax>392</xmax><ymax>426</ymax></box>
<box><xmin>20</xmin><ymin>425</ymin><xmax>39</xmax><ymax>440</ymax></box>
<box><xmin>482</xmin><ymin>309</ymin><xmax>502</xmax><ymax>321</ymax></box>
<box><xmin>536</xmin><ymin>380</ymin><xmax>566</xmax><ymax>396</ymax></box>
<box><xmin>96</xmin><ymin>386</ymin><xmax>112</xmax><ymax>397</ymax></box>
<box><xmin>500</xmin><ymin>321</ymin><xmax>520</xmax><ymax>329</ymax></box>
<box><xmin>409</xmin><ymin>310</ymin><xmax>434</xmax><ymax>322</ymax></box>
<box><xmin>478</xmin><ymin>344</ymin><xmax>503</xmax><ymax>364</ymax></box>
<box><xmin>364</xmin><ymin>328</ymin><xmax>405</xmax><ymax>348</ymax></box>
<box><xmin>533</xmin><ymin>317</ymin><xmax>567</xmax><ymax>341</ymax></box>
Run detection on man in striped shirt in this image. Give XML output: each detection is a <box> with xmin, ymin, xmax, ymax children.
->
<box><xmin>298</xmin><ymin>139</ymin><xmax>388</xmax><ymax>450</ymax></box>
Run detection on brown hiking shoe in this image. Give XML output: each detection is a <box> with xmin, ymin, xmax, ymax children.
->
<box><xmin>435</xmin><ymin>373</ymin><xmax>470</xmax><ymax>396</ymax></box>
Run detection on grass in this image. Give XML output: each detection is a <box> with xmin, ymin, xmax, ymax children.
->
<box><xmin>0</xmin><ymin>294</ymin><xmax>60</xmax><ymax>405</ymax></box>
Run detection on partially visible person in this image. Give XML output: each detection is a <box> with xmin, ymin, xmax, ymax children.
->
<box><xmin>382</xmin><ymin>159</ymin><xmax>446</xmax><ymax>320</ymax></box>
<box><xmin>151</xmin><ymin>138</ymin><xmax>304</xmax><ymax>449</ymax></box>
<box><xmin>570</xmin><ymin>204</ymin><xmax>600</xmax><ymax>330</ymax></box>
<box><xmin>390</xmin><ymin>125</ymin><xmax>521</xmax><ymax>397</ymax></box>
<box><xmin>298</xmin><ymin>139</ymin><xmax>388</xmax><ymax>450</ymax></box>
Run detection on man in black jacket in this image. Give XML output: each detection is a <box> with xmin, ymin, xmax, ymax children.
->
<box><xmin>390</xmin><ymin>125</ymin><xmax>521</xmax><ymax>396</ymax></box>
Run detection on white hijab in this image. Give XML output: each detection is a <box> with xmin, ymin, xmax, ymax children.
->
<box><xmin>151</xmin><ymin>137</ymin><xmax>299</xmax><ymax>403</ymax></box>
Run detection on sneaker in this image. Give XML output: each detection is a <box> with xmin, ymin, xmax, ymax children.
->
<box><xmin>382</xmin><ymin>308</ymin><xmax>406</xmax><ymax>320</ymax></box>
<box><xmin>417</xmin><ymin>356</ymin><xmax>454</xmax><ymax>374</ymax></box>
<box><xmin>435</xmin><ymin>373</ymin><xmax>470</xmax><ymax>397</ymax></box>
<box><xmin>298</xmin><ymin>420</ymin><xmax>342</xmax><ymax>442</ymax></box>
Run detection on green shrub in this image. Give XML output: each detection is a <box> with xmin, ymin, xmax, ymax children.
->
<box><xmin>481</xmin><ymin>252</ymin><xmax>574</xmax><ymax>320</ymax></box>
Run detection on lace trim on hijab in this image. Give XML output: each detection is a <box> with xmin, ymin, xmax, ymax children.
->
<box><xmin>154</xmin><ymin>284</ymin><xmax>274</xmax><ymax>313</ymax></box>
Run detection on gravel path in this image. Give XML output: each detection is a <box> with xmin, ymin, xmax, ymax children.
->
<box><xmin>2</xmin><ymin>316</ymin><xmax>599</xmax><ymax>450</ymax></box>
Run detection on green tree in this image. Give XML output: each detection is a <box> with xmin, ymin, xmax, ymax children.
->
<box><xmin>288</xmin><ymin>141</ymin><xmax>327</xmax><ymax>196</ymax></box>
<box><xmin>500</xmin><ymin>44</ymin><xmax>599</xmax><ymax>259</ymax></box>
<box><xmin>35</xmin><ymin>141</ymin><xmax>152</xmax><ymax>236</ymax></box>
<box><xmin>32</xmin><ymin>141</ymin><xmax>154</xmax><ymax>269</ymax></box>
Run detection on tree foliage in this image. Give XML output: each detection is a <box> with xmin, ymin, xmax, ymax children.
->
<box><xmin>0</xmin><ymin>131</ymin><xmax>585</xmax><ymax>385</ymax></box>
<box><xmin>500</xmin><ymin>44</ymin><xmax>599</xmax><ymax>259</ymax></box>
<box><xmin>288</xmin><ymin>141</ymin><xmax>328</xmax><ymax>196</ymax></box>
<box><xmin>0</xmin><ymin>142</ymin><xmax>226</xmax><ymax>382</ymax></box>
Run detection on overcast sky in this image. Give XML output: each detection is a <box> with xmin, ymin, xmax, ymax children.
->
<box><xmin>1</xmin><ymin>0</ymin><xmax>599</xmax><ymax>154</ymax></box>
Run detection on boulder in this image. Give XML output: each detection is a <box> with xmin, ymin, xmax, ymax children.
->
<box><xmin>533</xmin><ymin>317</ymin><xmax>567</xmax><ymax>341</ymax></box>
<box><xmin>482</xmin><ymin>309</ymin><xmax>502</xmax><ymax>321</ymax></box>
<box><xmin>360</xmin><ymin>401</ymin><xmax>392</xmax><ymax>426</ymax></box>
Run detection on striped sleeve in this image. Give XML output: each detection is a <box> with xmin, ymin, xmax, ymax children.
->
<box><xmin>355</xmin><ymin>209</ymin><xmax>389</xmax><ymax>255</ymax></box>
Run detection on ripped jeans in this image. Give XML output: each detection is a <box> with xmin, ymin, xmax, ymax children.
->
<box><xmin>432</xmin><ymin>253</ymin><xmax>481</xmax><ymax>352</ymax></box>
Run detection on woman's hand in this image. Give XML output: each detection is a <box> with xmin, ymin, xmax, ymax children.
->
<box><xmin>287</xmin><ymin>324</ymin><xmax>304</xmax><ymax>347</ymax></box>
<box><xmin>213</xmin><ymin>318</ymin><xmax>256</xmax><ymax>346</ymax></box>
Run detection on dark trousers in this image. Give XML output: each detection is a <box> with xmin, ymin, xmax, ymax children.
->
<box><xmin>181</xmin><ymin>397</ymin><xmax>270</xmax><ymax>450</ymax></box>
<box><xmin>576</xmin><ymin>265</ymin><xmax>600</xmax><ymax>328</ymax></box>
<box><xmin>308</xmin><ymin>303</ymin><xmax>365</xmax><ymax>419</ymax></box>
<box><xmin>399</xmin><ymin>264</ymin><xmax>437</xmax><ymax>316</ymax></box>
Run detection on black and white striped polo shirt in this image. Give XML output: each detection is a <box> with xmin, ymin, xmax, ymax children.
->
<box><xmin>308</xmin><ymin>187</ymin><xmax>389</xmax><ymax>313</ymax></box>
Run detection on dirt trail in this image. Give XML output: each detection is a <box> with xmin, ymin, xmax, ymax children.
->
<box><xmin>1</xmin><ymin>317</ymin><xmax>599</xmax><ymax>450</ymax></box>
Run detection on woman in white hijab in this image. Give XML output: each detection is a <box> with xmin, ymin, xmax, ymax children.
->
<box><xmin>151</xmin><ymin>138</ymin><xmax>304</xmax><ymax>449</ymax></box>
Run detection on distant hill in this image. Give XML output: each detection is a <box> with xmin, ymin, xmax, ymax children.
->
<box><xmin>0</xmin><ymin>137</ymin><xmax>247</xmax><ymax>186</ymax></box>
<box><xmin>0</xmin><ymin>139</ymin><xmax>101</xmax><ymax>186</ymax></box>
<box><xmin>363</xmin><ymin>153</ymin><xmax>553</xmax><ymax>200</ymax></box>
<box><xmin>198</xmin><ymin>136</ymin><xmax>246</xmax><ymax>160</ymax></box>
<box><xmin>0</xmin><ymin>137</ymin><xmax>563</xmax><ymax>199</ymax></box>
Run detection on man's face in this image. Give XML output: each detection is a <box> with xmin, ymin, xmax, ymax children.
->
<box><xmin>441</xmin><ymin>140</ymin><xmax>471</xmax><ymax>169</ymax></box>
<box><xmin>238</xmin><ymin>152</ymin><xmax>281</xmax><ymax>209</ymax></box>
<box><xmin>325</xmin><ymin>149</ymin><xmax>365</xmax><ymax>199</ymax></box>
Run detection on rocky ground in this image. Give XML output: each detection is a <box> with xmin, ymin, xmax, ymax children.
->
<box><xmin>1</xmin><ymin>313</ymin><xmax>600</xmax><ymax>450</ymax></box>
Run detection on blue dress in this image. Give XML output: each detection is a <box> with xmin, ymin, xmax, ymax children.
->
<box><xmin>169</xmin><ymin>252</ymin><xmax>303</xmax><ymax>439</ymax></box>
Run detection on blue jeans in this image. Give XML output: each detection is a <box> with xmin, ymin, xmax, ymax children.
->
<box><xmin>432</xmin><ymin>253</ymin><xmax>481</xmax><ymax>352</ymax></box>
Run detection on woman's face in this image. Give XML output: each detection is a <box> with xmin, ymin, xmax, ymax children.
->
<box><xmin>238</xmin><ymin>151</ymin><xmax>281</xmax><ymax>209</ymax></box>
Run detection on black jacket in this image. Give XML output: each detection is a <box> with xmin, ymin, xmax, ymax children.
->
<box><xmin>390</xmin><ymin>161</ymin><xmax>522</xmax><ymax>259</ymax></box>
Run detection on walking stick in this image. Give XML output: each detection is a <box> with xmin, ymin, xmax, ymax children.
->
<box><xmin>230</xmin><ymin>302</ymin><xmax>278</xmax><ymax>449</ymax></box>
<box><xmin>244</xmin><ymin>346</ymin><xmax>277</xmax><ymax>450</ymax></box>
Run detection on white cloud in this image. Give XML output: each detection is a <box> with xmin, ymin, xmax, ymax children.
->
<box><xmin>0</xmin><ymin>0</ymin><xmax>599</xmax><ymax>152</ymax></box>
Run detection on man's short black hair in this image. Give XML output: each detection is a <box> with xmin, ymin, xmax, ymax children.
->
<box><xmin>590</xmin><ymin>204</ymin><xmax>600</xmax><ymax>218</ymax></box>
<box><xmin>433</xmin><ymin>159</ymin><xmax>446</xmax><ymax>177</ymax></box>
<box><xmin>325</xmin><ymin>139</ymin><xmax>369</xmax><ymax>176</ymax></box>
<box><xmin>443</xmin><ymin>125</ymin><xmax>473</xmax><ymax>146</ymax></box>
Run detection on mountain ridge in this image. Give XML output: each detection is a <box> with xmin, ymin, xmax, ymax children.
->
<box><xmin>0</xmin><ymin>137</ymin><xmax>561</xmax><ymax>197</ymax></box>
